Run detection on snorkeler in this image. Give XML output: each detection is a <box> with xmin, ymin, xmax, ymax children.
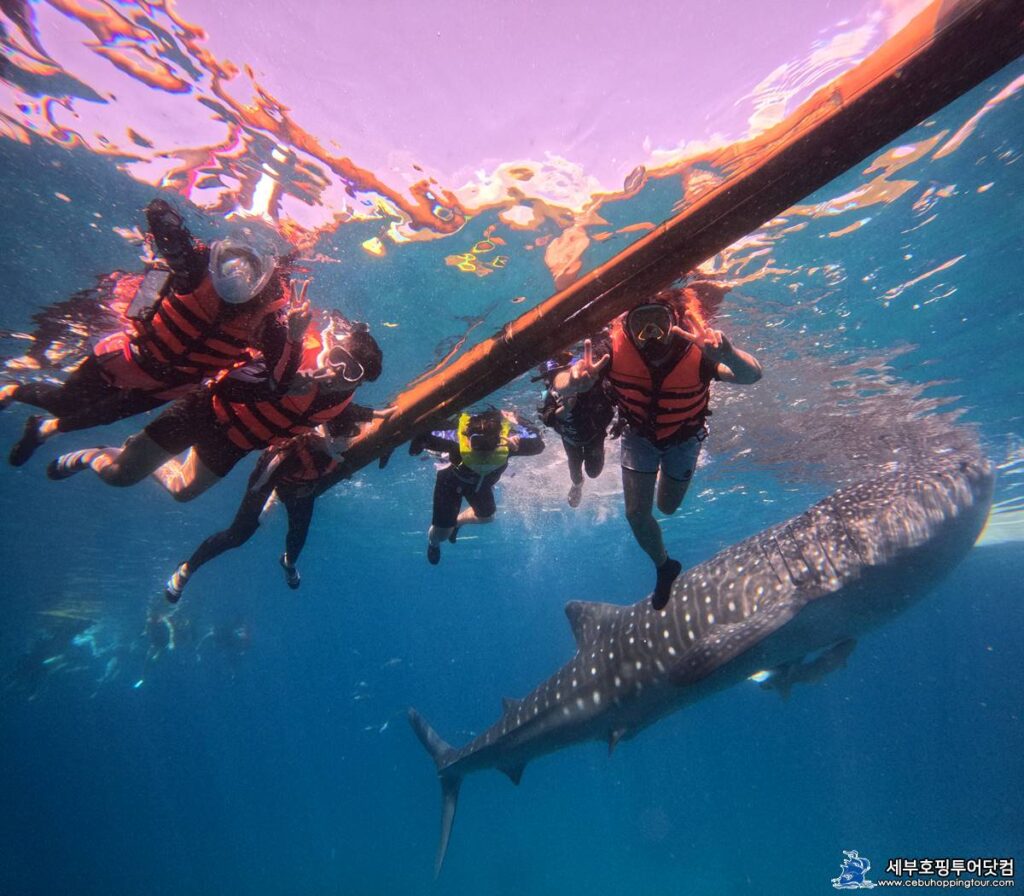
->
<box><xmin>2</xmin><ymin>199</ymin><xmax>307</xmax><ymax>465</ymax></box>
<box><xmin>47</xmin><ymin>317</ymin><xmax>383</xmax><ymax>502</ymax></box>
<box><xmin>162</xmin><ymin>403</ymin><xmax>381</xmax><ymax>602</ymax></box>
<box><xmin>536</xmin><ymin>340</ymin><xmax>615</xmax><ymax>507</ymax></box>
<box><xmin>410</xmin><ymin>409</ymin><xmax>544</xmax><ymax>565</ymax></box>
<box><xmin>551</xmin><ymin>287</ymin><xmax>762</xmax><ymax>610</ymax></box>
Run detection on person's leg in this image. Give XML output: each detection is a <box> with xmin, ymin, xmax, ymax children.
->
<box><xmin>582</xmin><ymin>437</ymin><xmax>606</xmax><ymax>479</ymax></box>
<box><xmin>187</xmin><ymin>479</ymin><xmax>271</xmax><ymax>573</ymax></box>
<box><xmin>427</xmin><ymin>467</ymin><xmax>462</xmax><ymax>564</ymax></box>
<box><xmin>563</xmin><ymin>439</ymin><xmax>585</xmax><ymax>485</ymax></box>
<box><xmin>5</xmin><ymin>357</ymin><xmax>109</xmax><ymax>418</ymax></box>
<box><xmin>48</xmin><ymin>390</ymin><xmax>202</xmax><ymax>484</ymax></box>
<box><xmin>150</xmin><ymin>405</ymin><xmax>244</xmax><ymax>502</ymax></box>
<box><xmin>656</xmin><ymin>472</ymin><xmax>692</xmax><ymax>515</ymax></box>
<box><xmin>280</xmin><ymin>493</ymin><xmax>315</xmax><ymax>589</ymax></box>
<box><xmin>458</xmin><ymin>479</ymin><xmax>497</xmax><ymax>529</ymax></box>
<box><xmin>283</xmin><ymin>495</ymin><xmax>315</xmax><ymax>563</ymax></box>
<box><xmin>47</xmin><ymin>431</ymin><xmax>174</xmax><ymax>485</ymax></box>
<box><xmin>150</xmin><ymin>449</ymin><xmax>222</xmax><ymax>502</ymax></box>
<box><xmin>166</xmin><ymin>475</ymin><xmax>272</xmax><ymax>602</ymax></box>
<box><xmin>8</xmin><ymin>359</ymin><xmax>165</xmax><ymax>465</ymax></box>
<box><xmin>620</xmin><ymin>428</ymin><xmax>681</xmax><ymax>610</ymax></box>
<box><xmin>563</xmin><ymin>438</ymin><xmax>585</xmax><ymax>507</ymax></box>
<box><xmin>622</xmin><ymin>467</ymin><xmax>666</xmax><ymax>565</ymax></box>
<box><xmin>655</xmin><ymin>435</ymin><xmax>702</xmax><ymax>514</ymax></box>
<box><xmin>55</xmin><ymin>389</ymin><xmax>166</xmax><ymax>434</ymax></box>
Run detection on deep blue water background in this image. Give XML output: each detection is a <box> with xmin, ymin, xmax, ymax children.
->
<box><xmin>1</xmin><ymin>62</ymin><xmax>1022</xmax><ymax>896</ymax></box>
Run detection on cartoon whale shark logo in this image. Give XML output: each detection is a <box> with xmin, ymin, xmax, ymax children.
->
<box><xmin>832</xmin><ymin>850</ymin><xmax>877</xmax><ymax>889</ymax></box>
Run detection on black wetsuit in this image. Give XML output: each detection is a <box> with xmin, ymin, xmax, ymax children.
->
<box><xmin>182</xmin><ymin>404</ymin><xmax>373</xmax><ymax>575</ymax></box>
<box><xmin>418</xmin><ymin>419</ymin><xmax>545</xmax><ymax>527</ymax></box>
<box><xmin>12</xmin><ymin>356</ymin><xmax>167</xmax><ymax>433</ymax></box>
<box><xmin>540</xmin><ymin>377</ymin><xmax>615</xmax><ymax>483</ymax></box>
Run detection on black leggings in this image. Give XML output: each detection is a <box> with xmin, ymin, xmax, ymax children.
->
<box><xmin>13</xmin><ymin>356</ymin><xmax>165</xmax><ymax>432</ymax></box>
<box><xmin>186</xmin><ymin>469</ymin><xmax>316</xmax><ymax>574</ymax></box>
<box><xmin>563</xmin><ymin>436</ymin><xmax>606</xmax><ymax>484</ymax></box>
<box><xmin>431</xmin><ymin>465</ymin><xmax>500</xmax><ymax>528</ymax></box>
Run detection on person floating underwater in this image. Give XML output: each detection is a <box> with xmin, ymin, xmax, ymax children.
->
<box><xmin>410</xmin><ymin>408</ymin><xmax>544</xmax><ymax>565</ymax></box>
<box><xmin>536</xmin><ymin>339</ymin><xmax>615</xmax><ymax>507</ymax></box>
<box><xmin>2</xmin><ymin>199</ymin><xmax>307</xmax><ymax>465</ymax></box>
<box><xmin>46</xmin><ymin>315</ymin><xmax>383</xmax><ymax>502</ymax></box>
<box><xmin>550</xmin><ymin>286</ymin><xmax>762</xmax><ymax>610</ymax></box>
<box><xmin>162</xmin><ymin>402</ymin><xmax>383</xmax><ymax>603</ymax></box>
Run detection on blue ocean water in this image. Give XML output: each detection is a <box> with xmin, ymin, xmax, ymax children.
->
<box><xmin>1</xmin><ymin>60</ymin><xmax>1022</xmax><ymax>896</ymax></box>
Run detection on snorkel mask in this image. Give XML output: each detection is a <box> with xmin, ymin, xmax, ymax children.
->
<box><xmin>209</xmin><ymin>236</ymin><xmax>276</xmax><ymax>304</ymax></box>
<box><xmin>312</xmin><ymin>313</ymin><xmax>374</xmax><ymax>384</ymax></box>
<box><xmin>461</xmin><ymin>411</ymin><xmax>505</xmax><ymax>453</ymax></box>
<box><xmin>626</xmin><ymin>303</ymin><xmax>674</xmax><ymax>347</ymax></box>
<box><xmin>469</xmin><ymin>430</ymin><xmax>501</xmax><ymax>453</ymax></box>
<box><xmin>312</xmin><ymin>344</ymin><xmax>365</xmax><ymax>384</ymax></box>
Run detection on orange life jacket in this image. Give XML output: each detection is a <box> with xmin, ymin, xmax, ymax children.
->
<box><xmin>92</xmin><ymin>331</ymin><xmax>194</xmax><ymax>400</ymax></box>
<box><xmin>607</xmin><ymin>318</ymin><xmax>709</xmax><ymax>442</ymax></box>
<box><xmin>133</xmin><ymin>275</ymin><xmax>287</xmax><ymax>378</ymax></box>
<box><xmin>211</xmin><ymin>379</ymin><xmax>353</xmax><ymax>451</ymax></box>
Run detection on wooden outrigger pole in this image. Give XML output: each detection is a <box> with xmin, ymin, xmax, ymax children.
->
<box><xmin>335</xmin><ymin>0</ymin><xmax>1023</xmax><ymax>481</ymax></box>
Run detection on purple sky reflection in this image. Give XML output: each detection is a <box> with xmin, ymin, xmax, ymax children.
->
<box><xmin>177</xmin><ymin>0</ymin><xmax>901</xmax><ymax>187</ymax></box>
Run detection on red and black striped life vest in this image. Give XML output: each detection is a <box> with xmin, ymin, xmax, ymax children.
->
<box><xmin>211</xmin><ymin>379</ymin><xmax>353</xmax><ymax>452</ymax></box>
<box><xmin>133</xmin><ymin>275</ymin><xmax>286</xmax><ymax>378</ymax></box>
<box><xmin>607</xmin><ymin>318</ymin><xmax>709</xmax><ymax>442</ymax></box>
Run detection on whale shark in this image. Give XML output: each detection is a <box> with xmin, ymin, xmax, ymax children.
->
<box><xmin>409</xmin><ymin>442</ymin><xmax>994</xmax><ymax>875</ymax></box>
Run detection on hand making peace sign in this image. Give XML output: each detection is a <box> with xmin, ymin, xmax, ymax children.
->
<box><xmin>569</xmin><ymin>338</ymin><xmax>611</xmax><ymax>390</ymax></box>
<box><xmin>674</xmin><ymin>311</ymin><xmax>730</xmax><ymax>362</ymax></box>
<box><xmin>287</xmin><ymin>278</ymin><xmax>313</xmax><ymax>340</ymax></box>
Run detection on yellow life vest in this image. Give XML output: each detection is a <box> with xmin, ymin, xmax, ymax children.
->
<box><xmin>457</xmin><ymin>413</ymin><xmax>511</xmax><ymax>475</ymax></box>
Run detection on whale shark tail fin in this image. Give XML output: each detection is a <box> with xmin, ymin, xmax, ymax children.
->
<box><xmin>408</xmin><ymin>707</ymin><xmax>461</xmax><ymax>878</ymax></box>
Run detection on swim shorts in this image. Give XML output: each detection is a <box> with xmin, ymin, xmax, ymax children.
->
<box><xmin>620</xmin><ymin>426</ymin><xmax>705</xmax><ymax>481</ymax></box>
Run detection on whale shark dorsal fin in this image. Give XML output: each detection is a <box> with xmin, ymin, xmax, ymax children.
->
<box><xmin>564</xmin><ymin>601</ymin><xmax>623</xmax><ymax>649</ymax></box>
<box><xmin>502</xmin><ymin>697</ymin><xmax>520</xmax><ymax>714</ymax></box>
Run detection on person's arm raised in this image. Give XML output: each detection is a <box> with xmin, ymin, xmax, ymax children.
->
<box><xmin>551</xmin><ymin>338</ymin><xmax>610</xmax><ymax>396</ymax></box>
<box><xmin>674</xmin><ymin>312</ymin><xmax>762</xmax><ymax>384</ymax></box>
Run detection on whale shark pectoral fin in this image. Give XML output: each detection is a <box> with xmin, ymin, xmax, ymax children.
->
<box><xmin>760</xmin><ymin>638</ymin><xmax>858</xmax><ymax>700</ymax></box>
<box><xmin>564</xmin><ymin>600</ymin><xmax>623</xmax><ymax>649</ymax></box>
<box><xmin>677</xmin><ymin>600</ymin><xmax>803</xmax><ymax>686</ymax></box>
<box><xmin>792</xmin><ymin>638</ymin><xmax>858</xmax><ymax>686</ymax></box>
<box><xmin>818</xmin><ymin>638</ymin><xmax>857</xmax><ymax>671</ymax></box>
<box><xmin>500</xmin><ymin>763</ymin><xmax>526</xmax><ymax>785</ymax></box>
<box><xmin>608</xmin><ymin>728</ymin><xmax>627</xmax><ymax>754</ymax></box>
<box><xmin>759</xmin><ymin>664</ymin><xmax>795</xmax><ymax>701</ymax></box>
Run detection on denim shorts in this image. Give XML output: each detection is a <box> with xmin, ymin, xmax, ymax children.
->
<box><xmin>620</xmin><ymin>426</ymin><xmax>705</xmax><ymax>481</ymax></box>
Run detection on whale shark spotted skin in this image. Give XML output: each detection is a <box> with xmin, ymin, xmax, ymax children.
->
<box><xmin>409</xmin><ymin>443</ymin><xmax>994</xmax><ymax>875</ymax></box>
